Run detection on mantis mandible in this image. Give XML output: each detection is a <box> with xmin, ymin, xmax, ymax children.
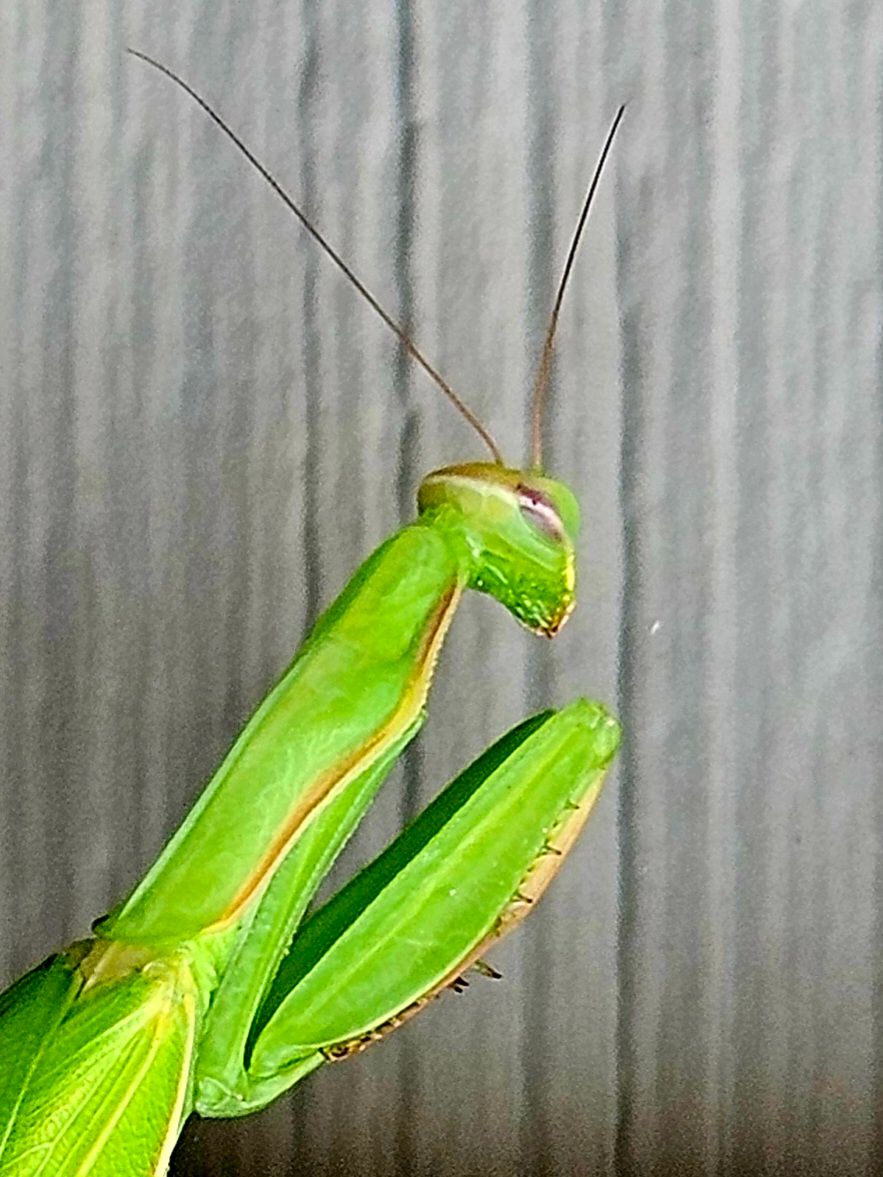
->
<box><xmin>0</xmin><ymin>52</ymin><xmax>624</xmax><ymax>1176</ymax></box>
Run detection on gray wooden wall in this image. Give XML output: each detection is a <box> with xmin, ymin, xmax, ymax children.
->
<box><xmin>1</xmin><ymin>3</ymin><xmax>880</xmax><ymax>1174</ymax></box>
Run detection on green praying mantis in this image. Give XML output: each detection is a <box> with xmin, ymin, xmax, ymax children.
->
<box><xmin>0</xmin><ymin>52</ymin><xmax>624</xmax><ymax>1176</ymax></box>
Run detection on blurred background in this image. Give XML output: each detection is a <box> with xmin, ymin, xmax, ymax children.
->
<box><xmin>1</xmin><ymin>3</ymin><xmax>880</xmax><ymax>1174</ymax></box>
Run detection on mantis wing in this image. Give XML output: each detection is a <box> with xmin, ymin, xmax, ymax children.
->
<box><xmin>0</xmin><ymin>951</ymin><xmax>85</xmax><ymax>1158</ymax></box>
<box><xmin>0</xmin><ymin>949</ymin><xmax>198</xmax><ymax>1177</ymax></box>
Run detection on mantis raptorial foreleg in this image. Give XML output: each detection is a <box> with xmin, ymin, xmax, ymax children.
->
<box><xmin>0</xmin><ymin>54</ymin><xmax>624</xmax><ymax>1177</ymax></box>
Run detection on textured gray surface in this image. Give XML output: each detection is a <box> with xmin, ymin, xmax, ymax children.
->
<box><xmin>1</xmin><ymin>3</ymin><xmax>881</xmax><ymax>1175</ymax></box>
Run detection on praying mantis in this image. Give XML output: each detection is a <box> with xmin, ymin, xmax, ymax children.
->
<box><xmin>0</xmin><ymin>52</ymin><xmax>624</xmax><ymax>1176</ymax></box>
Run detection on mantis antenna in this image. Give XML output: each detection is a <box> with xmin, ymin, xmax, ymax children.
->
<box><xmin>127</xmin><ymin>49</ymin><xmax>504</xmax><ymax>465</ymax></box>
<box><xmin>529</xmin><ymin>104</ymin><xmax>626</xmax><ymax>471</ymax></box>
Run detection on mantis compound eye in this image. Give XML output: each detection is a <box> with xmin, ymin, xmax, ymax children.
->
<box><xmin>516</xmin><ymin>485</ymin><xmax>565</xmax><ymax>542</ymax></box>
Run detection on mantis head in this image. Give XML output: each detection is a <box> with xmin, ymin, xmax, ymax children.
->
<box><xmin>417</xmin><ymin>462</ymin><xmax>579</xmax><ymax>636</ymax></box>
<box><xmin>413</xmin><ymin>109</ymin><xmax>624</xmax><ymax>638</ymax></box>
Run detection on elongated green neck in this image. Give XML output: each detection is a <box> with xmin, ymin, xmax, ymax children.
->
<box><xmin>101</xmin><ymin>522</ymin><xmax>466</xmax><ymax>946</ymax></box>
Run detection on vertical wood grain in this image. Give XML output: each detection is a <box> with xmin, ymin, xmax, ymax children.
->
<box><xmin>0</xmin><ymin>3</ymin><xmax>880</xmax><ymax>1174</ymax></box>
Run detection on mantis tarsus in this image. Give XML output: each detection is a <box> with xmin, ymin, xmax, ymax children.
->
<box><xmin>0</xmin><ymin>52</ymin><xmax>624</xmax><ymax>1176</ymax></box>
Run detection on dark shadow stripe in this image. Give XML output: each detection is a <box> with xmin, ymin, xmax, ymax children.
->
<box><xmin>393</xmin><ymin>7</ymin><xmax>422</xmax><ymax>1175</ymax></box>
<box><xmin>614</xmin><ymin>169</ymin><xmax>646</xmax><ymax>1177</ymax></box>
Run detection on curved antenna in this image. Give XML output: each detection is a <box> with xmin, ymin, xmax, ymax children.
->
<box><xmin>127</xmin><ymin>49</ymin><xmax>504</xmax><ymax>465</ymax></box>
<box><xmin>529</xmin><ymin>104</ymin><xmax>626</xmax><ymax>470</ymax></box>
